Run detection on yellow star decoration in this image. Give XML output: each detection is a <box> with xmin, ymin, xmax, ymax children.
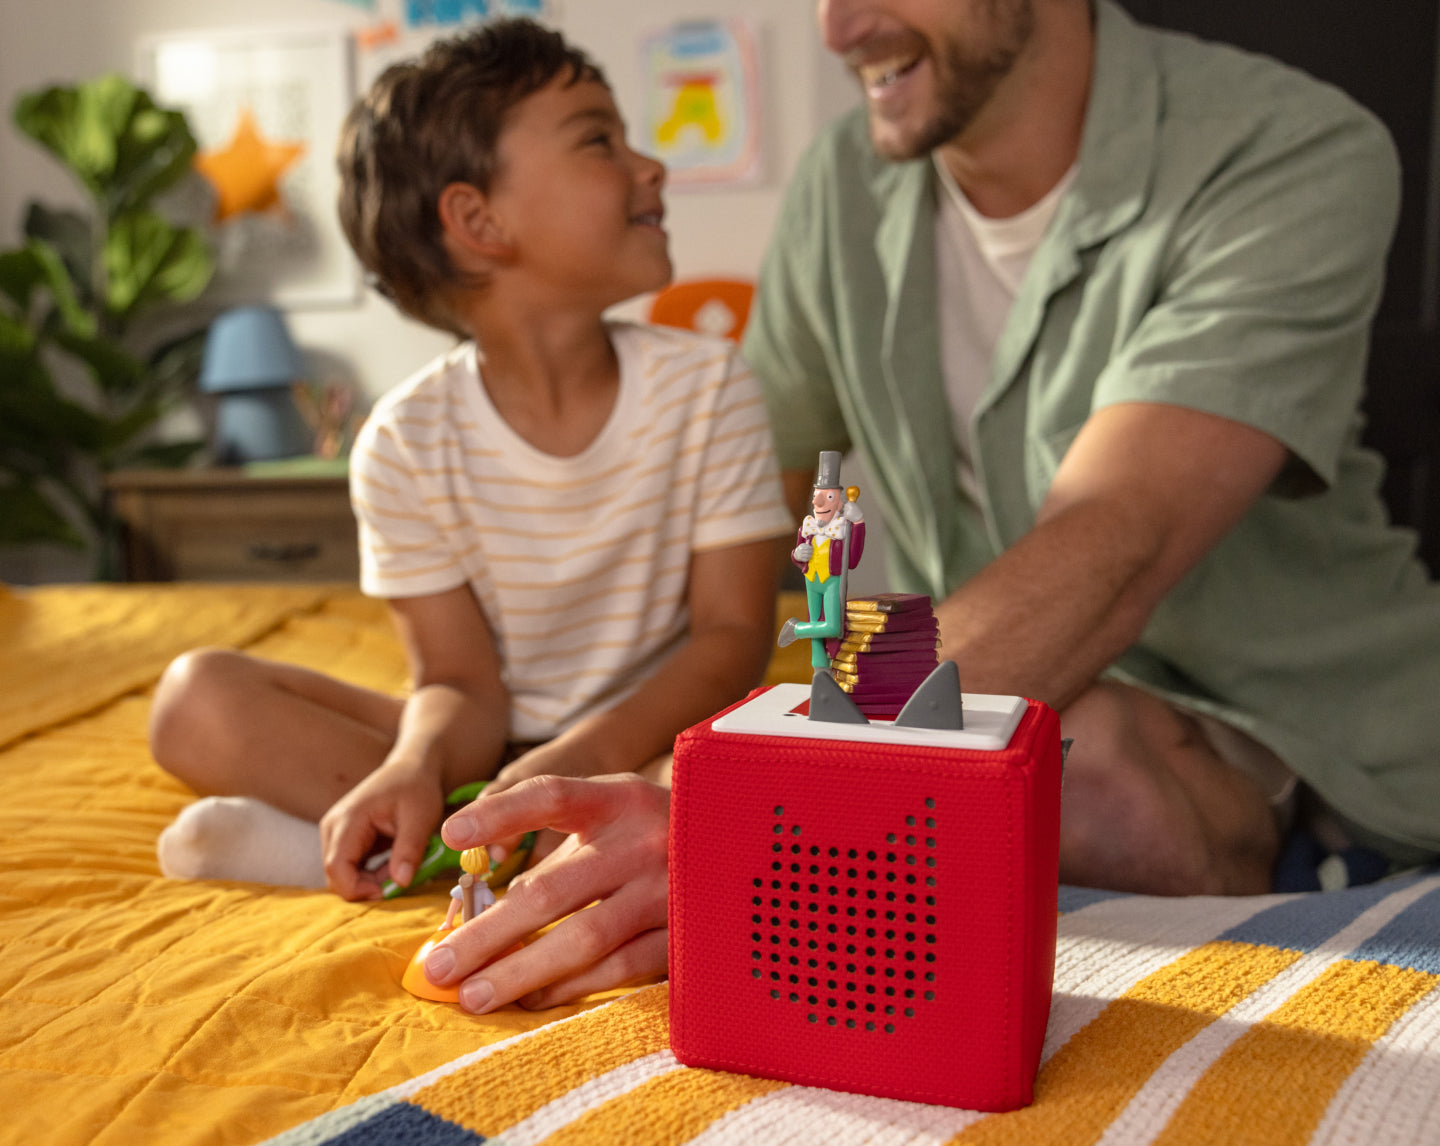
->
<box><xmin>194</xmin><ymin>107</ymin><xmax>306</xmax><ymax>222</ymax></box>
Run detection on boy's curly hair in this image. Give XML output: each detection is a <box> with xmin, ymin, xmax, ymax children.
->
<box><xmin>336</xmin><ymin>18</ymin><xmax>607</xmax><ymax>336</ymax></box>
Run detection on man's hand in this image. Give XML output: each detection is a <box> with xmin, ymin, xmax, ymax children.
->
<box><xmin>792</xmin><ymin>541</ymin><xmax>813</xmax><ymax>562</ymax></box>
<box><xmin>484</xmin><ymin>737</ymin><xmax>615</xmax><ymax>796</ymax></box>
<box><xmin>422</xmin><ymin>774</ymin><xmax>670</xmax><ymax>1012</ymax></box>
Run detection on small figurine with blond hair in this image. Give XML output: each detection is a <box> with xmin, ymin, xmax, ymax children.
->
<box><xmin>443</xmin><ymin>846</ymin><xmax>497</xmax><ymax>928</ymax></box>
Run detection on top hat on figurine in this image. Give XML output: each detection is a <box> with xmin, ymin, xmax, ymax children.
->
<box><xmin>814</xmin><ymin>450</ymin><xmax>843</xmax><ymax>489</ymax></box>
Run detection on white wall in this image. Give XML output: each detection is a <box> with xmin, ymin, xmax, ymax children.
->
<box><xmin>0</xmin><ymin>0</ymin><xmax>854</xmax><ymax>401</ymax></box>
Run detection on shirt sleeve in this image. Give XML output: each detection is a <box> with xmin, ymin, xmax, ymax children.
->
<box><xmin>743</xmin><ymin>130</ymin><xmax>856</xmax><ymax>473</ymax></box>
<box><xmin>349</xmin><ymin>404</ymin><xmax>470</xmax><ymax>599</ymax></box>
<box><xmin>1092</xmin><ymin>92</ymin><xmax>1401</xmax><ymax>491</ymax></box>
<box><xmin>690</xmin><ymin>348</ymin><xmax>797</xmax><ymax>552</ymax></box>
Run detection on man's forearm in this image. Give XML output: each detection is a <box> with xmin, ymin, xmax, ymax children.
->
<box><xmin>934</xmin><ymin>403</ymin><xmax>1289</xmax><ymax>710</ymax></box>
<box><xmin>934</xmin><ymin>496</ymin><xmax>1165</xmax><ymax>710</ymax></box>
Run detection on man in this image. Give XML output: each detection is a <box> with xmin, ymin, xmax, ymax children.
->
<box><xmin>420</xmin><ymin>0</ymin><xmax>1440</xmax><ymax>1016</ymax></box>
<box><xmin>745</xmin><ymin>0</ymin><xmax>1440</xmax><ymax>896</ymax></box>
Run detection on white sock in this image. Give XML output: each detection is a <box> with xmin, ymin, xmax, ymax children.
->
<box><xmin>157</xmin><ymin>796</ymin><xmax>327</xmax><ymax>889</ymax></box>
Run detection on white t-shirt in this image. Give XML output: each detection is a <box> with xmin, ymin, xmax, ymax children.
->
<box><xmin>934</xmin><ymin>157</ymin><xmax>1077</xmax><ymax>500</ymax></box>
<box><xmin>350</xmin><ymin>321</ymin><xmax>793</xmax><ymax>741</ymax></box>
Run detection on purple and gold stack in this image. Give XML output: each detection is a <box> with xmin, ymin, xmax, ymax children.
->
<box><xmin>824</xmin><ymin>593</ymin><xmax>941</xmax><ymax>717</ymax></box>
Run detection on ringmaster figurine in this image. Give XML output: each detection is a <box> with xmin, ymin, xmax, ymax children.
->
<box><xmin>779</xmin><ymin>451</ymin><xmax>866</xmax><ymax>671</ymax></box>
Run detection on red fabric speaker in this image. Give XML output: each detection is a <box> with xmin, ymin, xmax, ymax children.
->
<box><xmin>669</xmin><ymin>684</ymin><xmax>1062</xmax><ymax>1112</ymax></box>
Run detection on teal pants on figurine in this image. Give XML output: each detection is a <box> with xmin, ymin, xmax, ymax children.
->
<box><xmin>795</xmin><ymin>573</ymin><xmax>845</xmax><ymax>670</ymax></box>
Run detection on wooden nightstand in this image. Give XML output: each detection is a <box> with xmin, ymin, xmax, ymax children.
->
<box><xmin>107</xmin><ymin>468</ymin><xmax>360</xmax><ymax>582</ymax></box>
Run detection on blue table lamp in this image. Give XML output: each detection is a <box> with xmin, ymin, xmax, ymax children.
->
<box><xmin>199</xmin><ymin>305</ymin><xmax>313</xmax><ymax>464</ymax></box>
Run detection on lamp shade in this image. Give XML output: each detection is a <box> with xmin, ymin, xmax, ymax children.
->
<box><xmin>199</xmin><ymin>305</ymin><xmax>305</xmax><ymax>393</ymax></box>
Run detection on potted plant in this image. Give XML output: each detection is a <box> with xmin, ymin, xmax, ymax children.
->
<box><xmin>0</xmin><ymin>73</ymin><xmax>215</xmax><ymax>578</ymax></box>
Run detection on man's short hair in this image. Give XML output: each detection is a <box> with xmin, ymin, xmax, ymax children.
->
<box><xmin>336</xmin><ymin>18</ymin><xmax>607</xmax><ymax>335</ymax></box>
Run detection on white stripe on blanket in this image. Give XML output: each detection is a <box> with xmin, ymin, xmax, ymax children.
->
<box><xmin>1095</xmin><ymin>873</ymin><xmax>1440</xmax><ymax>1146</ymax></box>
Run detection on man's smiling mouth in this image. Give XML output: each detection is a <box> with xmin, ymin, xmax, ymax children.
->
<box><xmin>856</xmin><ymin>54</ymin><xmax>922</xmax><ymax>92</ymax></box>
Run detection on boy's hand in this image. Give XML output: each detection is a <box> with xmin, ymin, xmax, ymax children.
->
<box><xmin>319</xmin><ymin>758</ymin><xmax>445</xmax><ymax>900</ymax></box>
<box><xmin>423</xmin><ymin>774</ymin><xmax>670</xmax><ymax>1011</ymax></box>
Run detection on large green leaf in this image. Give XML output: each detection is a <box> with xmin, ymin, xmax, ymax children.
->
<box><xmin>51</xmin><ymin>327</ymin><xmax>146</xmax><ymax>397</ymax></box>
<box><xmin>0</xmin><ymin>305</ymin><xmax>39</xmax><ymax>358</ymax></box>
<box><xmin>13</xmin><ymin>75</ymin><xmax>198</xmax><ymax>214</ymax></box>
<box><xmin>25</xmin><ymin>239</ymin><xmax>96</xmax><ymax>338</ymax></box>
<box><xmin>104</xmin><ymin>210</ymin><xmax>213</xmax><ymax>317</ymax></box>
<box><xmin>96</xmin><ymin>395</ymin><xmax>167</xmax><ymax>458</ymax></box>
<box><xmin>0</xmin><ymin>360</ymin><xmax>109</xmax><ymax>455</ymax></box>
<box><xmin>14</xmin><ymin>79</ymin><xmax>125</xmax><ymax>200</ymax></box>
<box><xmin>0</xmin><ymin>248</ymin><xmax>46</xmax><ymax>313</ymax></box>
<box><xmin>0</xmin><ymin>478</ymin><xmax>84</xmax><ymax>548</ymax></box>
<box><xmin>111</xmin><ymin>102</ymin><xmax>198</xmax><ymax>217</ymax></box>
<box><xmin>23</xmin><ymin>202</ymin><xmax>93</xmax><ymax>308</ymax></box>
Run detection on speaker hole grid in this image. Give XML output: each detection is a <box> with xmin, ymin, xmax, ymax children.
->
<box><xmin>750</xmin><ymin>802</ymin><xmax>938</xmax><ymax>1031</ymax></box>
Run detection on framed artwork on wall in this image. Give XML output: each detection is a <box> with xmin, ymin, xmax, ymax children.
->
<box><xmin>137</xmin><ymin>27</ymin><xmax>361</xmax><ymax>309</ymax></box>
<box><xmin>639</xmin><ymin>19</ymin><xmax>763</xmax><ymax>188</ymax></box>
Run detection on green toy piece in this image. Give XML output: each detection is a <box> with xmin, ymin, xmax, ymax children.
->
<box><xmin>380</xmin><ymin>781</ymin><xmax>534</xmax><ymax>899</ymax></box>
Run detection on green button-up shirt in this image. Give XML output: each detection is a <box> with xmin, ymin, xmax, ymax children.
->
<box><xmin>746</xmin><ymin>0</ymin><xmax>1440</xmax><ymax>851</ymax></box>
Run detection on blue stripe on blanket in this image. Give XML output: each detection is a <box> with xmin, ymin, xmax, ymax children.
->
<box><xmin>1217</xmin><ymin>872</ymin><xmax>1428</xmax><ymax>951</ymax></box>
<box><xmin>1345</xmin><ymin>883</ymin><xmax>1440</xmax><ymax>973</ymax></box>
<box><xmin>1057</xmin><ymin>885</ymin><xmax>1130</xmax><ymax>913</ymax></box>
<box><xmin>324</xmin><ymin>1104</ymin><xmax>485</xmax><ymax>1144</ymax></box>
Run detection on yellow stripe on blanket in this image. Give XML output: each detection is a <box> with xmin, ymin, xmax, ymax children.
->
<box><xmin>413</xmin><ymin>985</ymin><xmax>672</xmax><ymax>1134</ymax></box>
<box><xmin>541</xmin><ymin>1064</ymin><xmax>788</xmax><ymax>1146</ymax></box>
<box><xmin>1154</xmin><ymin>960</ymin><xmax>1439</xmax><ymax>1146</ymax></box>
<box><xmin>953</xmin><ymin>940</ymin><xmax>1301</xmax><ymax>1146</ymax></box>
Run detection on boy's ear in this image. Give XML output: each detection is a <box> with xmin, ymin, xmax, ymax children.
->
<box><xmin>438</xmin><ymin>182</ymin><xmax>514</xmax><ymax>265</ymax></box>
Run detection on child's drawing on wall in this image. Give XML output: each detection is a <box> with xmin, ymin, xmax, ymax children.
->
<box><xmin>641</xmin><ymin>19</ymin><xmax>761</xmax><ymax>187</ymax></box>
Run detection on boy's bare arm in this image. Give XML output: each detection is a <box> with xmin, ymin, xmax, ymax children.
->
<box><xmin>489</xmin><ymin>537</ymin><xmax>779</xmax><ymax>788</ymax></box>
<box><xmin>387</xmin><ymin>588</ymin><xmax>511</xmax><ymax>787</ymax></box>
<box><xmin>321</xmin><ymin>585</ymin><xmax>511</xmax><ymax>898</ymax></box>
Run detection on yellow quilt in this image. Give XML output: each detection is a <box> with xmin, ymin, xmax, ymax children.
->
<box><xmin>5</xmin><ymin>584</ymin><xmax>1440</xmax><ymax>1146</ymax></box>
<box><xmin>0</xmin><ymin>583</ymin><xmax>647</xmax><ymax>1145</ymax></box>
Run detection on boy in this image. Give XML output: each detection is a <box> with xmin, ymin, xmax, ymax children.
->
<box><xmin>150</xmin><ymin>19</ymin><xmax>792</xmax><ymax>901</ymax></box>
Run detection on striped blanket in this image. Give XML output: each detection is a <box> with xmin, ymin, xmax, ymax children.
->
<box><xmin>269</xmin><ymin>870</ymin><xmax>1440</xmax><ymax>1146</ymax></box>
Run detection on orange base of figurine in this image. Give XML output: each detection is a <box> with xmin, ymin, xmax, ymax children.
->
<box><xmin>401</xmin><ymin>922</ymin><xmax>462</xmax><ymax>1003</ymax></box>
<box><xmin>401</xmin><ymin>919</ymin><xmax>528</xmax><ymax>1004</ymax></box>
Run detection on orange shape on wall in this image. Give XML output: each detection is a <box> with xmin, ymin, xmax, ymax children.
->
<box><xmin>194</xmin><ymin>107</ymin><xmax>306</xmax><ymax>222</ymax></box>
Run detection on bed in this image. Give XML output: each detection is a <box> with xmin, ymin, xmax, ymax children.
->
<box><xmin>1</xmin><ymin>581</ymin><xmax>1437</xmax><ymax>1145</ymax></box>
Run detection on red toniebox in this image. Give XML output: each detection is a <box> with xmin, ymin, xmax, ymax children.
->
<box><xmin>668</xmin><ymin>683</ymin><xmax>1063</xmax><ymax>1112</ymax></box>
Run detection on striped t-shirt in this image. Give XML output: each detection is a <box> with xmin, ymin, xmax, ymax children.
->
<box><xmin>350</xmin><ymin>321</ymin><xmax>793</xmax><ymax>741</ymax></box>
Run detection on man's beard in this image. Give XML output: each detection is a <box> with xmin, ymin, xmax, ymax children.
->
<box><xmin>867</xmin><ymin>1</ymin><xmax>1035</xmax><ymax>160</ymax></box>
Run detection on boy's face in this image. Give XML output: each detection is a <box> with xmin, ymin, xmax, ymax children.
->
<box><xmin>487</xmin><ymin>76</ymin><xmax>671</xmax><ymax>308</ymax></box>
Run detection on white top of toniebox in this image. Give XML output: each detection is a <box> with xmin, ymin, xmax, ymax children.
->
<box><xmin>711</xmin><ymin>683</ymin><xmax>1027</xmax><ymax>751</ymax></box>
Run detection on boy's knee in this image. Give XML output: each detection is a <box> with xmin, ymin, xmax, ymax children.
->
<box><xmin>149</xmin><ymin>648</ymin><xmax>247</xmax><ymax>774</ymax></box>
